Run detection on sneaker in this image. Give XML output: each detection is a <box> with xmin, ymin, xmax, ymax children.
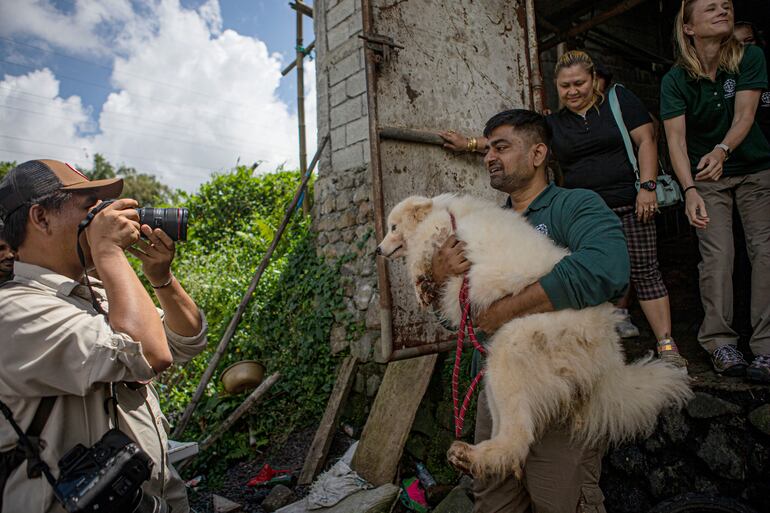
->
<box><xmin>614</xmin><ymin>308</ymin><xmax>640</xmax><ymax>338</ymax></box>
<box><xmin>710</xmin><ymin>345</ymin><xmax>748</xmax><ymax>376</ymax></box>
<box><xmin>747</xmin><ymin>354</ymin><xmax>770</xmax><ymax>383</ymax></box>
<box><xmin>657</xmin><ymin>338</ymin><xmax>688</xmax><ymax>369</ymax></box>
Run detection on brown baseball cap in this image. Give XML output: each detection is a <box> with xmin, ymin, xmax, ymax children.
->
<box><xmin>0</xmin><ymin>159</ymin><xmax>123</xmax><ymax>221</ymax></box>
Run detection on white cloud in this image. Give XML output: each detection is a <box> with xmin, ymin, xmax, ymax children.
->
<box><xmin>0</xmin><ymin>0</ymin><xmax>317</xmax><ymax>191</ymax></box>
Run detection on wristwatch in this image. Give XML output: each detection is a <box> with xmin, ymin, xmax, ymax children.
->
<box><xmin>715</xmin><ymin>143</ymin><xmax>731</xmax><ymax>160</ymax></box>
<box><xmin>639</xmin><ymin>180</ymin><xmax>657</xmax><ymax>191</ymax></box>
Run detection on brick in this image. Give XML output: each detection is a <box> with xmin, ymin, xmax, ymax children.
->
<box><xmin>327</xmin><ymin>22</ymin><xmax>353</xmax><ymax>53</ymax></box>
<box><xmin>331</xmin><ymin>125</ymin><xmax>346</xmax><ymax>151</ymax></box>
<box><xmin>330</xmin><ymin>81</ymin><xmax>346</xmax><ymax>107</ymax></box>
<box><xmin>345</xmin><ymin>69</ymin><xmax>367</xmax><ymax>97</ymax></box>
<box><xmin>329</xmin><ymin>50</ymin><xmax>361</xmax><ymax>86</ymax></box>
<box><xmin>332</xmin><ymin>142</ymin><xmax>364</xmax><ymax>171</ymax></box>
<box><xmin>327</xmin><ymin>0</ymin><xmax>355</xmax><ymax>29</ymax></box>
<box><xmin>346</xmin><ymin>115</ymin><xmax>369</xmax><ymax>145</ymax></box>
<box><xmin>330</xmin><ymin>96</ymin><xmax>362</xmax><ymax>128</ymax></box>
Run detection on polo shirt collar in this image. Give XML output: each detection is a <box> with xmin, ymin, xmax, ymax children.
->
<box><xmin>504</xmin><ymin>182</ymin><xmax>558</xmax><ymax>216</ymax></box>
<box><xmin>12</xmin><ymin>261</ymin><xmax>93</xmax><ymax>297</ymax></box>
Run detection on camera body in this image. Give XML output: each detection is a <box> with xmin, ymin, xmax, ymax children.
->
<box><xmin>54</xmin><ymin>429</ymin><xmax>166</xmax><ymax>513</ymax></box>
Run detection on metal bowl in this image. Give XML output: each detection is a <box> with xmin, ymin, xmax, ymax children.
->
<box><xmin>220</xmin><ymin>360</ymin><xmax>266</xmax><ymax>394</ymax></box>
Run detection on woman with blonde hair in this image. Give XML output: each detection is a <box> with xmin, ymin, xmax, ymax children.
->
<box><xmin>440</xmin><ymin>50</ymin><xmax>686</xmax><ymax>369</ymax></box>
<box><xmin>661</xmin><ymin>0</ymin><xmax>770</xmax><ymax>381</ymax></box>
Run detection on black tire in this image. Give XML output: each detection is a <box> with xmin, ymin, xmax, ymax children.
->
<box><xmin>648</xmin><ymin>493</ymin><xmax>759</xmax><ymax>513</ymax></box>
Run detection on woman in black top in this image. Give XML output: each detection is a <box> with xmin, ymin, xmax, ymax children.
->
<box><xmin>440</xmin><ymin>50</ymin><xmax>685</xmax><ymax>368</ymax></box>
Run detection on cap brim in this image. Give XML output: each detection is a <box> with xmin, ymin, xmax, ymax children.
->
<box><xmin>61</xmin><ymin>177</ymin><xmax>124</xmax><ymax>199</ymax></box>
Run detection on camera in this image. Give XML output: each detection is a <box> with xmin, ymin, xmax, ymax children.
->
<box><xmin>54</xmin><ymin>429</ymin><xmax>169</xmax><ymax>513</ymax></box>
<box><xmin>136</xmin><ymin>207</ymin><xmax>188</xmax><ymax>242</ymax></box>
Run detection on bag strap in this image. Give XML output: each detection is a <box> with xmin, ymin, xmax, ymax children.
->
<box><xmin>607</xmin><ymin>84</ymin><xmax>640</xmax><ymax>180</ymax></box>
<box><xmin>0</xmin><ymin>396</ymin><xmax>56</xmax><ymax>508</ymax></box>
<box><xmin>27</xmin><ymin>397</ymin><xmax>56</xmax><ymax>439</ymax></box>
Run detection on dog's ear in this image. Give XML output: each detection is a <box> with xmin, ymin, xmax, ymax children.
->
<box><xmin>410</xmin><ymin>198</ymin><xmax>433</xmax><ymax>222</ymax></box>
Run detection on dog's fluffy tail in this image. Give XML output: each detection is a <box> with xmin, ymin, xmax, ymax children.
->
<box><xmin>575</xmin><ymin>355</ymin><xmax>693</xmax><ymax>447</ymax></box>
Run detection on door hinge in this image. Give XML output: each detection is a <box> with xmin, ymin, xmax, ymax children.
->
<box><xmin>359</xmin><ymin>32</ymin><xmax>404</xmax><ymax>64</ymax></box>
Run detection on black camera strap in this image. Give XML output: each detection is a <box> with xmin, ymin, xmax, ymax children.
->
<box><xmin>76</xmin><ymin>200</ymin><xmax>116</xmax><ymax>316</ymax></box>
<box><xmin>0</xmin><ymin>396</ymin><xmax>59</xmax><ymax>509</ymax></box>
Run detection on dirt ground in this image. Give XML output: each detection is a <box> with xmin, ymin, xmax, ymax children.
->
<box><xmin>188</xmin><ymin>427</ymin><xmax>356</xmax><ymax>513</ymax></box>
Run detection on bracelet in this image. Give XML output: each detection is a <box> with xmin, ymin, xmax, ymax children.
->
<box><xmin>683</xmin><ymin>185</ymin><xmax>697</xmax><ymax>195</ymax></box>
<box><xmin>151</xmin><ymin>274</ymin><xmax>174</xmax><ymax>289</ymax></box>
<box><xmin>466</xmin><ymin>137</ymin><xmax>477</xmax><ymax>153</ymax></box>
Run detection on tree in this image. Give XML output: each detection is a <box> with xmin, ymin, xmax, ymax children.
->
<box><xmin>85</xmin><ymin>154</ymin><xmax>175</xmax><ymax>206</ymax></box>
<box><xmin>0</xmin><ymin>161</ymin><xmax>16</xmax><ymax>182</ymax></box>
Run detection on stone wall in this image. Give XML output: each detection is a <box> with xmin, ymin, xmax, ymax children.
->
<box><xmin>313</xmin><ymin>0</ymin><xmax>382</xmax><ymax>384</ymax></box>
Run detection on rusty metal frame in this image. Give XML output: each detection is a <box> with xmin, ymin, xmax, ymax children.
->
<box><xmin>361</xmin><ymin>0</ymin><xmax>394</xmax><ymax>363</ymax></box>
<box><xmin>362</xmin><ymin>0</ymin><xmax>544</xmax><ymax>362</ymax></box>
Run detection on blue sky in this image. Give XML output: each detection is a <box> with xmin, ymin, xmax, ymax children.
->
<box><xmin>0</xmin><ymin>0</ymin><xmax>317</xmax><ymax>190</ymax></box>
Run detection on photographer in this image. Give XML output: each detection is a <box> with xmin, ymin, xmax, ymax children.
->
<box><xmin>0</xmin><ymin>160</ymin><xmax>207</xmax><ymax>512</ymax></box>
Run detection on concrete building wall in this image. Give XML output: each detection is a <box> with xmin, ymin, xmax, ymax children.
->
<box><xmin>313</xmin><ymin>0</ymin><xmax>380</xmax><ymax>375</ymax></box>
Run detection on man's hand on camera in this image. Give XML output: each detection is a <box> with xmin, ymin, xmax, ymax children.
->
<box><xmin>432</xmin><ymin>235</ymin><xmax>470</xmax><ymax>285</ymax></box>
<box><xmin>127</xmin><ymin>226</ymin><xmax>175</xmax><ymax>286</ymax></box>
<box><xmin>85</xmin><ymin>199</ymin><xmax>141</xmax><ymax>256</ymax></box>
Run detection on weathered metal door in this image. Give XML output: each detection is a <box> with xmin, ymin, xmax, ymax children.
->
<box><xmin>363</xmin><ymin>0</ymin><xmax>541</xmax><ymax>361</ymax></box>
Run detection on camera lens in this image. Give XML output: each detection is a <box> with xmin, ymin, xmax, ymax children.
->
<box><xmin>132</xmin><ymin>489</ymin><xmax>170</xmax><ymax>513</ymax></box>
<box><xmin>136</xmin><ymin>208</ymin><xmax>188</xmax><ymax>242</ymax></box>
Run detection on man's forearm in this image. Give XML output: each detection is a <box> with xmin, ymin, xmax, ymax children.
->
<box><xmin>93</xmin><ymin>248</ymin><xmax>172</xmax><ymax>372</ymax></box>
<box><xmin>477</xmin><ymin>282</ymin><xmax>555</xmax><ymax>333</ymax></box>
<box><xmin>155</xmin><ymin>278</ymin><xmax>203</xmax><ymax>337</ymax></box>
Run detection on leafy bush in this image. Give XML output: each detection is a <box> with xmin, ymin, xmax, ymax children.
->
<box><xmin>155</xmin><ymin>167</ymin><xmax>349</xmax><ymax>476</ymax></box>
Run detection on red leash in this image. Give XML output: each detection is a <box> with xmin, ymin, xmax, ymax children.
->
<box><xmin>449</xmin><ymin>212</ymin><xmax>486</xmax><ymax>439</ymax></box>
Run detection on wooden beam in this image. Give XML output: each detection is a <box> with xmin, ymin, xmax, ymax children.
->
<box><xmin>289</xmin><ymin>1</ymin><xmax>313</xmax><ymax>18</ymax></box>
<box><xmin>351</xmin><ymin>354</ymin><xmax>438</xmax><ymax>486</ymax></box>
<box><xmin>298</xmin><ymin>356</ymin><xmax>358</xmax><ymax>485</ymax></box>
<box><xmin>539</xmin><ymin>0</ymin><xmax>649</xmax><ymax>52</ymax></box>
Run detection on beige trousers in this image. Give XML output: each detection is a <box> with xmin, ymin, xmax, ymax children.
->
<box><xmin>472</xmin><ymin>387</ymin><xmax>606</xmax><ymax>513</ymax></box>
<box><xmin>694</xmin><ymin>169</ymin><xmax>770</xmax><ymax>356</ymax></box>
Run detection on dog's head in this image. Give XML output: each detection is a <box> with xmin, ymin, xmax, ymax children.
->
<box><xmin>376</xmin><ymin>196</ymin><xmax>434</xmax><ymax>259</ymax></box>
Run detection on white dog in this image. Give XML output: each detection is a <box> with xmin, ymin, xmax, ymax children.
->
<box><xmin>377</xmin><ymin>194</ymin><xmax>692</xmax><ymax>479</ymax></box>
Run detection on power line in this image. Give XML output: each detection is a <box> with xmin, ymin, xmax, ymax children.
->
<box><xmin>0</xmin><ymin>36</ymin><xmax>283</xmax><ymax>110</ymax></box>
<box><xmin>0</xmin><ymin>58</ymin><xmax>282</xmax><ymax>128</ymax></box>
<box><xmin>0</xmin><ymin>85</ymin><xmax>275</xmax><ymax>150</ymax></box>
<box><xmin>0</xmin><ymin>96</ymin><xmax>276</xmax><ymax>155</ymax></box>
<box><xmin>0</xmin><ymin>134</ymin><xmax>224</xmax><ymax>180</ymax></box>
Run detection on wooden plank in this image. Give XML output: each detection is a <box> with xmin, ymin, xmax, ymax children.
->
<box><xmin>298</xmin><ymin>356</ymin><xmax>358</xmax><ymax>485</ymax></box>
<box><xmin>351</xmin><ymin>354</ymin><xmax>438</xmax><ymax>486</ymax></box>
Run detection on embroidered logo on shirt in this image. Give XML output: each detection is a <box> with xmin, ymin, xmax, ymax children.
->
<box><xmin>723</xmin><ymin>79</ymin><xmax>736</xmax><ymax>99</ymax></box>
<box><xmin>535</xmin><ymin>224</ymin><xmax>549</xmax><ymax>236</ymax></box>
<box><xmin>761</xmin><ymin>91</ymin><xmax>770</xmax><ymax>107</ymax></box>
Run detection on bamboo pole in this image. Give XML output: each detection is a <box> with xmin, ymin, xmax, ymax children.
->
<box><xmin>296</xmin><ymin>2</ymin><xmax>308</xmax><ymax>214</ymax></box>
<box><xmin>172</xmin><ymin>136</ymin><xmax>329</xmax><ymax>438</ymax></box>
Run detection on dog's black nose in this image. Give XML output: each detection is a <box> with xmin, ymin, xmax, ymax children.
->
<box><xmin>375</xmin><ymin>246</ymin><xmax>382</xmax><ymax>255</ymax></box>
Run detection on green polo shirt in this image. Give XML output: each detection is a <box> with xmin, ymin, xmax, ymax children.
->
<box><xmin>467</xmin><ymin>183</ymin><xmax>629</xmax><ymax>375</ymax></box>
<box><xmin>660</xmin><ymin>45</ymin><xmax>770</xmax><ymax>176</ymax></box>
<box><xmin>508</xmin><ymin>183</ymin><xmax>629</xmax><ymax>310</ymax></box>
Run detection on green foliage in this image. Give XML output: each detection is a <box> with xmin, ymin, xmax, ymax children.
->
<box><xmin>156</xmin><ymin>167</ymin><xmax>347</xmax><ymax>476</ymax></box>
<box><xmin>0</xmin><ymin>161</ymin><xmax>16</xmax><ymax>182</ymax></box>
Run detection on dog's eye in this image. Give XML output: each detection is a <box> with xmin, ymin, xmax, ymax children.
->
<box><xmin>391</xmin><ymin>224</ymin><xmax>397</xmax><ymax>231</ymax></box>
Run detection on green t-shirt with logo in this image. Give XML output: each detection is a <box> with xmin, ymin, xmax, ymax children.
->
<box><xmin>660</xmin><ymin>44</ymin><xmax>770</xmax><ymax>176</ymax></box>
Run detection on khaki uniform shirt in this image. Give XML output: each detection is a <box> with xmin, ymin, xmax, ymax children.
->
<box><xmin>0</xmin><ymin>262</ymin><xmax>208</xmax><ymax>513</ymax></box>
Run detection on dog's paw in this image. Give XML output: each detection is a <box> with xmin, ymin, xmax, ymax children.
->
<box><xmin>447</xmin><ymin>441</ymin><xmax>474</xmax><ymax>475</ymax></box>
